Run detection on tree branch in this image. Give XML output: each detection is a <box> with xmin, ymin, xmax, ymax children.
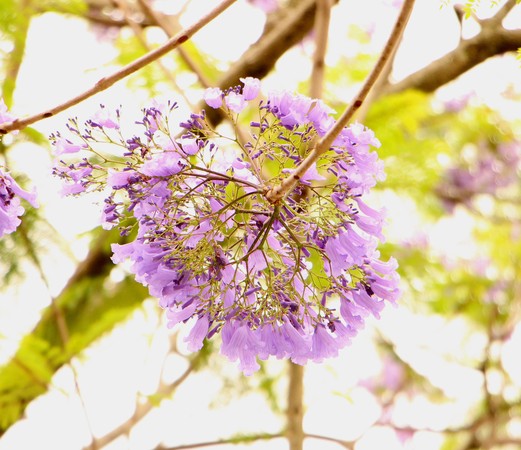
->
<box><xmin>286</xmin><ymin>363</ymin><xmax>305</xmax><ymax>450</ymax></box>
<box><xmin>156</xmin><ymin>433</ymin><xmax>284</xmax><ymax>450</ymax></box>
<box><xmin>135</xmin><ymin>0</ymin><xmax>213</xmax><ymax>89</ymax></box>
<box><xmin>204</xmin><ymin>0</ymin><xmax>335</xmax><ymax>127</ymax></box>
<box><xmin>112</xmin><ymin>0</ymin><xmax>195</xmax><ymax>107</ymax></box>
<box><xmin>0</xmin><ymin>0</ymin><xmax>238</xmax><ymax>135</ymax></box>
<box><xmin>383</xmin><ymin>4</ymin><xmax>521</xmax><ymax>95</ymax></box>
<box><xmin>0</xmin><ymin>230</ymin><xmax>148</xmax><ymax>435</ymax></box>
<box><xmin>309</xmin><ymin>0</ymin><xmax>333</xmax><ymax>99</ymax></box>
<box><xmin>486</xmin><ymin>0</ymin><xmax>518</xmax><ymax>24</ymax></box>
<box><xmin>87</xmin><ymin>350</ymin><xmax>202</xmax><ymax>450</ymax></box>
<box><xmin>266</xmin><ymin>0</ymin><xmax>416</xmax><ymax>204</ymax></box>
<box><xmin>0</xmin><ymin>0</ymin><xmax>338</xmax><ymax>435</ymax></box>
<box><xmin>304</xmin><ymin>433</ymin><xmax>355</xmax><ymax>449</ymax></box>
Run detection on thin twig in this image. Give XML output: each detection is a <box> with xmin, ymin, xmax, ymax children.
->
<box><xmin>265</xmin><ymin>0</ymin><xmax>415</xmax><ymax>203</ymax></box>
<box><xmin>112</xmin><ymin>0</ymin><xmax>194</xmax><ymax>107</ymax></box>
<box><xmin>15</xmin><ymin>219</ymin><xmax>98</xmax><ymax>448</ymax></box>
<box><xmin>0</xmin><ymin>0</ymin><xmax>238</xmax><ymax>134</ymax></box>
<box><xmin>86</xmin><ymin>352</ymin><xmax>201</xmax><ymax>450</ymax></box>
<box><xmin>304</xmin><ymin>433</ymin><xmax>355</xmax><ymax>449</ymax></box>
<box><xmin>136</xmin><ymin>0</ymin><xmax>212</xmax><ymax>88</ymax></box>
<box><xmin>156</xmin><ymin>433</ymin><xmax>284</xmax><ymax>450</ymax></box>
<box><xmin>309</xmin><ymin>0</ymin><xmax>332</xmax><ymax>99</ymax></box>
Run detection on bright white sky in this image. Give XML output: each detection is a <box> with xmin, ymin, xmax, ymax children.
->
<box><xmin>1</xmin><ymin>1</ymin><xmax>521</xmax><ymax>449</ymax></box>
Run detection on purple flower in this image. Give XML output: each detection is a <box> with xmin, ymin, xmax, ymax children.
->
<box><xmin>60</xmin><ymin>181</ymin><xmax>86</xmax><ymax>196</ymax></box>
<box><xmin>53</xmin><ymin>163</ymin><xmax>93</xmax><ymax>197</ymax></box>
<box><xmin>0</xmin><ymin>168</ymin><xmax>38</xmax><ymax>237</ymax></box>
<box><xmin>225</xmin><ymin>92</ymin><xmax>246</xmax><ymax>113</ymax></box>
<box><xmin>204</xmin><ymin>87</ymin><xmax>223</xmax><ymax>109</ymax></box>
<box><xmin>52</xmin><ymin>79</ymin><xmax>399</xmax><ymax>375</ymax></box>
<box><xmin>248</xmin><ymin>0</ymin><xmax>278</xmax><ymax>13</ymax></box>
<box><xmin>268</xmin><ymin>91</ymin><xmax>312</xmax><ymax>128</ymax></box>
<box><xmin>240</xmin><ymin>77</ymin><xmax>261</xmax><ymax>101</ymax></box>
<box><xmin>437</xmin><ymin>139</ymin><xmax>521</xmax><ymax>212</ymax></box>
<box><xmin>107</xmin><ymin>169</ymin><xmax>138</xmax><ymax>189</ymax></box>
<box><xmin>54</xmin><ymin>136</ymin><xmax>85</xmax><ymax>155</ymax></box>
<box><xmin>310</xmin><ymin>325</ymin><xmax>339</xmax><ymax>362</ymax></box>
<box><xmin>140</xmin><ymin>152</ymin><xmax>183</xmax><ymax>177</ymax></box>
<box><xmin>180</xmin><ymin>138</ymin><xmax>199</xmax><ymax>156</ymax></box>
<box><xmin>0</xmin><ymin>99</ymin><xmax>17</xmax><ymax>133</ymax></box>
<box><xmin>221</xmin><ymin>322</ymin><xmax>261</xmax><ymax>375</ymax></box>
<box><xmin>91</xmin><ymin>105</ymin><xmax>119</xmax><ymax>129</ymax></box>
<box><xmin>185</xmin><ymin>315</ymin><xmax>210</xmax><ymax>351</ymax></box>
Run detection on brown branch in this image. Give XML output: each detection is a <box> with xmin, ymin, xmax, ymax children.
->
<box><xmin>155</xmin><ymin>433</ymin><xmax>284</xmax><ymax>450</ymax></box>
<box><xmin>156</xmin><ymin>432</ymin><xmax>359</xmax><ymax>450</ymax></box>
<box><xmin>112</xmin><ymin>0</ymin><xmax>194</xmax><ymax>106</ymax></box>
<box><xmin>383</xmin><ymin>4</ymin><xmax>521</xmax><ymax>96</ymax></box>
<box><xmin>0</xmin><ymin>0</ymin><xmax>238</xmax><ymax>135</ymax></box>
<box><xmin>87</xmin><ymin>352</ymin><xmax>201</xmax><ymax>450</ymax></box>
<box><xmin>16</xmin><ymin>217</ymin><xmax>97</xmax><ymax>446</ymax></box>
<box><xmin>39</xmin><ymin>0</ymin><xmax>155</xmax><ymax>28</ymax></box>
<box><xmin>309</xmin><ymin>0</ymin><xmax>333</xmax><ymax>99</ymax></box>
<box><xmin>284</xmin><ymin>5</ymin><xmax>333</xmax><ymax>448</ymax></box>
<box><xmin>304</xmin><ymin>433</ymin><xmax>355</xmax><ymax>449</ymax></box>
<box><xmin>286</xmin><ymin>363</ymin><xmax>305</xmax><ymax>450</ymax></box>
<box><xmin>265</xmin><ymin>0</ymin><xmax>416</xmax><ymax>204</ymax></box>
<box><xmin>204</xmin><ymin>0</ymin><xmax>335</xmax><ymax>127</ymax></box>
<box><xmin>486</xmin><ymin>0</ymin><xmax>518</xmax><ymax>24</ymax></box>
<box><xmin>136</xmin><ymin>0</ymin><xmax>212</xmax><ymax>89</ymax></box>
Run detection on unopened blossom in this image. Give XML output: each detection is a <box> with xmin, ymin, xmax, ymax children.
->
<box><xmin>52</xmin><ymin>78</ymin><xmax>399</xmax><ymax>374</ymax></box>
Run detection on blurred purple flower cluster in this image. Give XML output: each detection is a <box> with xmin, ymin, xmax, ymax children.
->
<box><xmin>0</xmin><ymin>169</ymin><xmax>38</xmax><ymax>238</ymax></box>
<box><xmin>248</xmin><ymin>0</ymin><xmax>278</xmax><ymax>13</ymax></box>
<box><xmin>437</xmin><ymin>140</ymin><xmax>521</xmax><ymax>213</ymax></box>
<box><xmin>0</xmin><ymin>100</ymin><xmax>38</xmax><ymax>237</ymax></box>
<box><xmin>51</xmin><ymin>78</ymin><xmax>399</xmax><ymax>374</ymax></box>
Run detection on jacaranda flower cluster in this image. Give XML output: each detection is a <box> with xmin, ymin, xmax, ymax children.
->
<box><xmin>437</xmin><ymin>140</ymin><xmax>521</xmax><ymax>213</ymax></box>
<box><xmin>0</xmin><ymin>100</ymin><xmax>38</xmax><ymax>238</ymax></box>
<box><xmin>51</xmin><ymin>78</ymin><xmax>399</xmax><ymax>374</ymax></box>
<box><xmin>0</xmin><ymin>168</ymin><xmax>38</xmax><ymax>238</ymax></box>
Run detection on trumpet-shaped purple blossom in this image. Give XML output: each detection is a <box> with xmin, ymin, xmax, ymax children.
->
<box><xmin>0</xmin><ymin>168</ymin><xmax>38</xmax><ymax>237</ymax></box>
<box><xmin>0</xmin><ymin>101</ymin><xmax>38</xmax><ymax>237</ymax></box>
<box><xmin>51</xmin><ymin>79</ymin><xmax>399</xmax><ymax>374</ymax></box>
